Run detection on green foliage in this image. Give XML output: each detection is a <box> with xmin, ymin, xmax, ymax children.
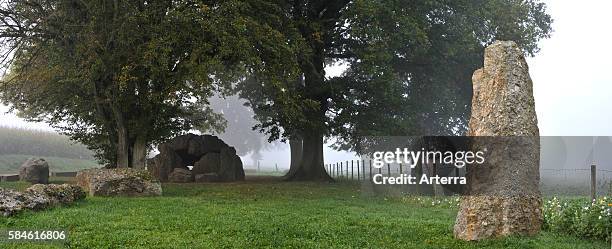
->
<box><xmin>0</xmin><ymin>126</ymin><xmax>93</xmax><ymax>160</ymax></box>
<box><xmin>0</xmin><ymin>181</ymin><xmax>607</xmax><ymax>248</ymax></box>
<box><xmin>331</xmin><ymin>0</ymin><xmax>553</xmax><ymax>152</ymax></box>
<box><xmin>543</xmin><ymin>197</ymin><xmax>612</xmax><ymax>241</ymax></box>
<box><xmin>0</xmin><ymin>0</ymin><xmax>300</xmax><ymax>165</ymax></box>
<box><xmin>239</xmin><ymin>0</ymin><xmax>553</xmax><ymax>154</ymax></box>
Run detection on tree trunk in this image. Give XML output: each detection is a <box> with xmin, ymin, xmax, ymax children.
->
<box><xmin>131</xmin><ymin>135</ymin><xmax>147</xmax><ymax>169</ymax></box>
<box><xmin>285</xmin><ymin>15</ymin><xmax>335</xmax><ymax>181</ymax></box>
<box><xmin>92</xmin><ymin>78</ymin><xmax>118</xmax><ymax>167</ymax></box>
<box><xmin>283</xmin><ymin>136</ymin><xmax>303</xmax><ymax>179</ymax></box>
<box><xmin>284</xmin><ymin>131</ymin><xmax>332</xmax><ymax>181</ymax></box>
<box><xmin>111</xmin><ymin>101</ymin><xmax>130</xmax><ymax>168</ymax></box>
<box><xmin>116</xmin><ymin>123</ymin><xmax>130</xmax><ymax>168</ymax></box>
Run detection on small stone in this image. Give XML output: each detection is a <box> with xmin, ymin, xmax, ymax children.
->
<box><xmin>168</xmin><ymin>168</ymin><xmax>193</xmax><ymax>183</ymax></box>
<box><xmin>18</xmin><ymin>158</ymin><xmax>49</xmax><ymax>184</ymax></box>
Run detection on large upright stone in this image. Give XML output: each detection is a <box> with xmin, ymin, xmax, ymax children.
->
<box><xmin>192</xmin><ymin>152</ymin><xmax>220</xmax><ymax>175</ymax></box>
<box><xmin>218</xmin><ymin>147</ymin><xmax>245</xmax><ymax>182</ymax></box>
<box><xmin>218</xmin><ymin>147</ymin><xmax>237</xmax><ymax>182</ymax></box>
<box><xmin>149</xmin><ymin>144</ymin><xmax>183</xmax><ymax>182</ymax></box>
<box><xmin>454</xmin><ymin>41</ymin><xmax>541</xmax><ymax>240</ymax></box>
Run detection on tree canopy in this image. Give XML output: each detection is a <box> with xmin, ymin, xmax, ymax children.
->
<box><xmin>0</xmin><ymin>0</ymin><xmax>553</xmax><ymax>179</ymax></box>
<box><xmin>239</xmin><ymin>0</ymin><xmax>552</xmax><ymax>180</ymax></box>
<box><xmin>0</xmin><ymin>0</ymin><xmax>300</xmax><ymax>167</ymax></box>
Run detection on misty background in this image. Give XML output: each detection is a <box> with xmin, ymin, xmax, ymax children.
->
<box><xmin>0</xmin><ymin>0</ymin><xmax>610</xmax><ymax>172</ymax></box>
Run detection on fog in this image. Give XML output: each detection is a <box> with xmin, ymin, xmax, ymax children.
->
<box><xmin>1</xmin><ymin>0</ymin><xmax>611</xmax><ymax>170</ymax></box>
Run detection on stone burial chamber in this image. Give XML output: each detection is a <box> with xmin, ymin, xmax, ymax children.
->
<box><xmin>148</xmin><ymin>134</ymin><xmax>245</xmax><ymax>183</ymax></box>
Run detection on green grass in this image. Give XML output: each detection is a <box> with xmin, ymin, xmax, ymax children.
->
<box><xmin>0</xmin><ymin>178</ymin><xmax>607</xmax><ymax>248</ymax></box>
<box><xmin>0</xmin><ymin>154</ymin><xmax>99</xmax><ymax>173</ymax></box>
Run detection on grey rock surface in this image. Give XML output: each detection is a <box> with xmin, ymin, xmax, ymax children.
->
<box><xmin>192</xmin><ymin>152</ymin><xmax>220</xmax><ymax>175</ymax></box>
<box><xmin>149</xmin><ymin>145</ymin><xmax>183</xmax><ymax>182</ymax></box>
<box><xmin>151</xmin><ymin>134</ymin><xmax>244</xmax><ymax>182</ymax></box>
<box><xmin>0</xmin><ymin>184</ymin><xmax>85</xmax><ymax>217</ymax></box>
<box><xmin>168</xmin><ymin>168</ymin><xmax>193</xmax><ymax>183</ymax></box>
<box><xmin>19</xmin><ymin>158</ymin><xmax>49</xmax><ymax>184</ymax></box>
<box><xmin>76</xmin><ymin>168</ymin><xmax>162</xmax><ymax>197</ymax></box>
<box><xmin>454</xmin><ymin>41</ymin><xmax>542</xmax><ymax>240</ymax></box>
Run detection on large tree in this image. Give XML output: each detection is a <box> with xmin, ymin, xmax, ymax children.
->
<box><xmin>240</xmin><ymin>0</ymin><xmax>552</xmax><ymax>181</ymax></box>
<box><xmin>0</xmin><ymin>0</ymin><xmax>299</xmax><ymax>167</ymax></box>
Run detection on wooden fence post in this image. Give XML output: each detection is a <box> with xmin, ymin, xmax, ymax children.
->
<box><xmin>362</xmin><ymin>160</ymin><xmax>365</xmax><ymax>180</ymax></box>
<box><xmin>335</xmin><ymin>163</ymin><xmax>338</xmax><ymax>178</ymax></box>
<box><xmin>351</xmin><ymin>160</ymin><xmax>354</xmax><ymax>180</ymax></box>
<box><xmin>357</xmin><ymin>160</ymin><xmax>360</xmax><ymax>180</ymax></box>
<box><xmin>336</xmin><ymin>163</ymin><xmax>339</xmax><ymax>179</ymax></box>
<box><xmin>345</xmin><ymin>161</ymin><xmax>348</xmax><ymax>179</ymax></box>
<box><xmin>591</xmin><ymin>164</ymin><xmax>596</xmax><ymax>201</ymax></box>
<box><xmin>369</xmin><ymin>160</ymin><xmax>372</xmax><ymax>179</ymax></box>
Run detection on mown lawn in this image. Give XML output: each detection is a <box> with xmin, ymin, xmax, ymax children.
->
<box><xmin>0</xmin><ymin>178</ymin><xmax>607</xmax><ymax>248</ymax></box>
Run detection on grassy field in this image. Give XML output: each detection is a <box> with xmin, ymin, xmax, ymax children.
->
<box><xmin>0</xmin><ymin>154</ymin><xmax>99</xmax><ymax>173</ymax></box>
<box><xmin>0</xmin><ymin>178</ymin><xmax>607</xmax><ymax>248</ymax></box>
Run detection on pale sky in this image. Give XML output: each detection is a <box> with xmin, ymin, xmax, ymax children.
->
<box><xmin>0</xmin><ymin>0</ymin><xmax>610</xmax><ymax>168</ymax></box>
<box><xmin>526</xmin><ymin>0</ymin><xmax>612</xmax><ymax>136</ymax></box>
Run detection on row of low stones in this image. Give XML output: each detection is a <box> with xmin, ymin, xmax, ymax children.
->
<box><xmin>15</xmin><ymin>134</ymin><xmax>245</xmax><ymax>185</ymax></box>
<box><xmin>13</xmin><ymin>158</ymin><xmax>162</xmax><ymax>197</ymax></box>
<box><xmin>148</xmin><ymin>134</ymin><xmax>245</xmax><ymax>183</ymax></box>
<box><xmin>0</xmin><ymin>168</ymin><xmax>162</xmax><ymax>217</ymax></box>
